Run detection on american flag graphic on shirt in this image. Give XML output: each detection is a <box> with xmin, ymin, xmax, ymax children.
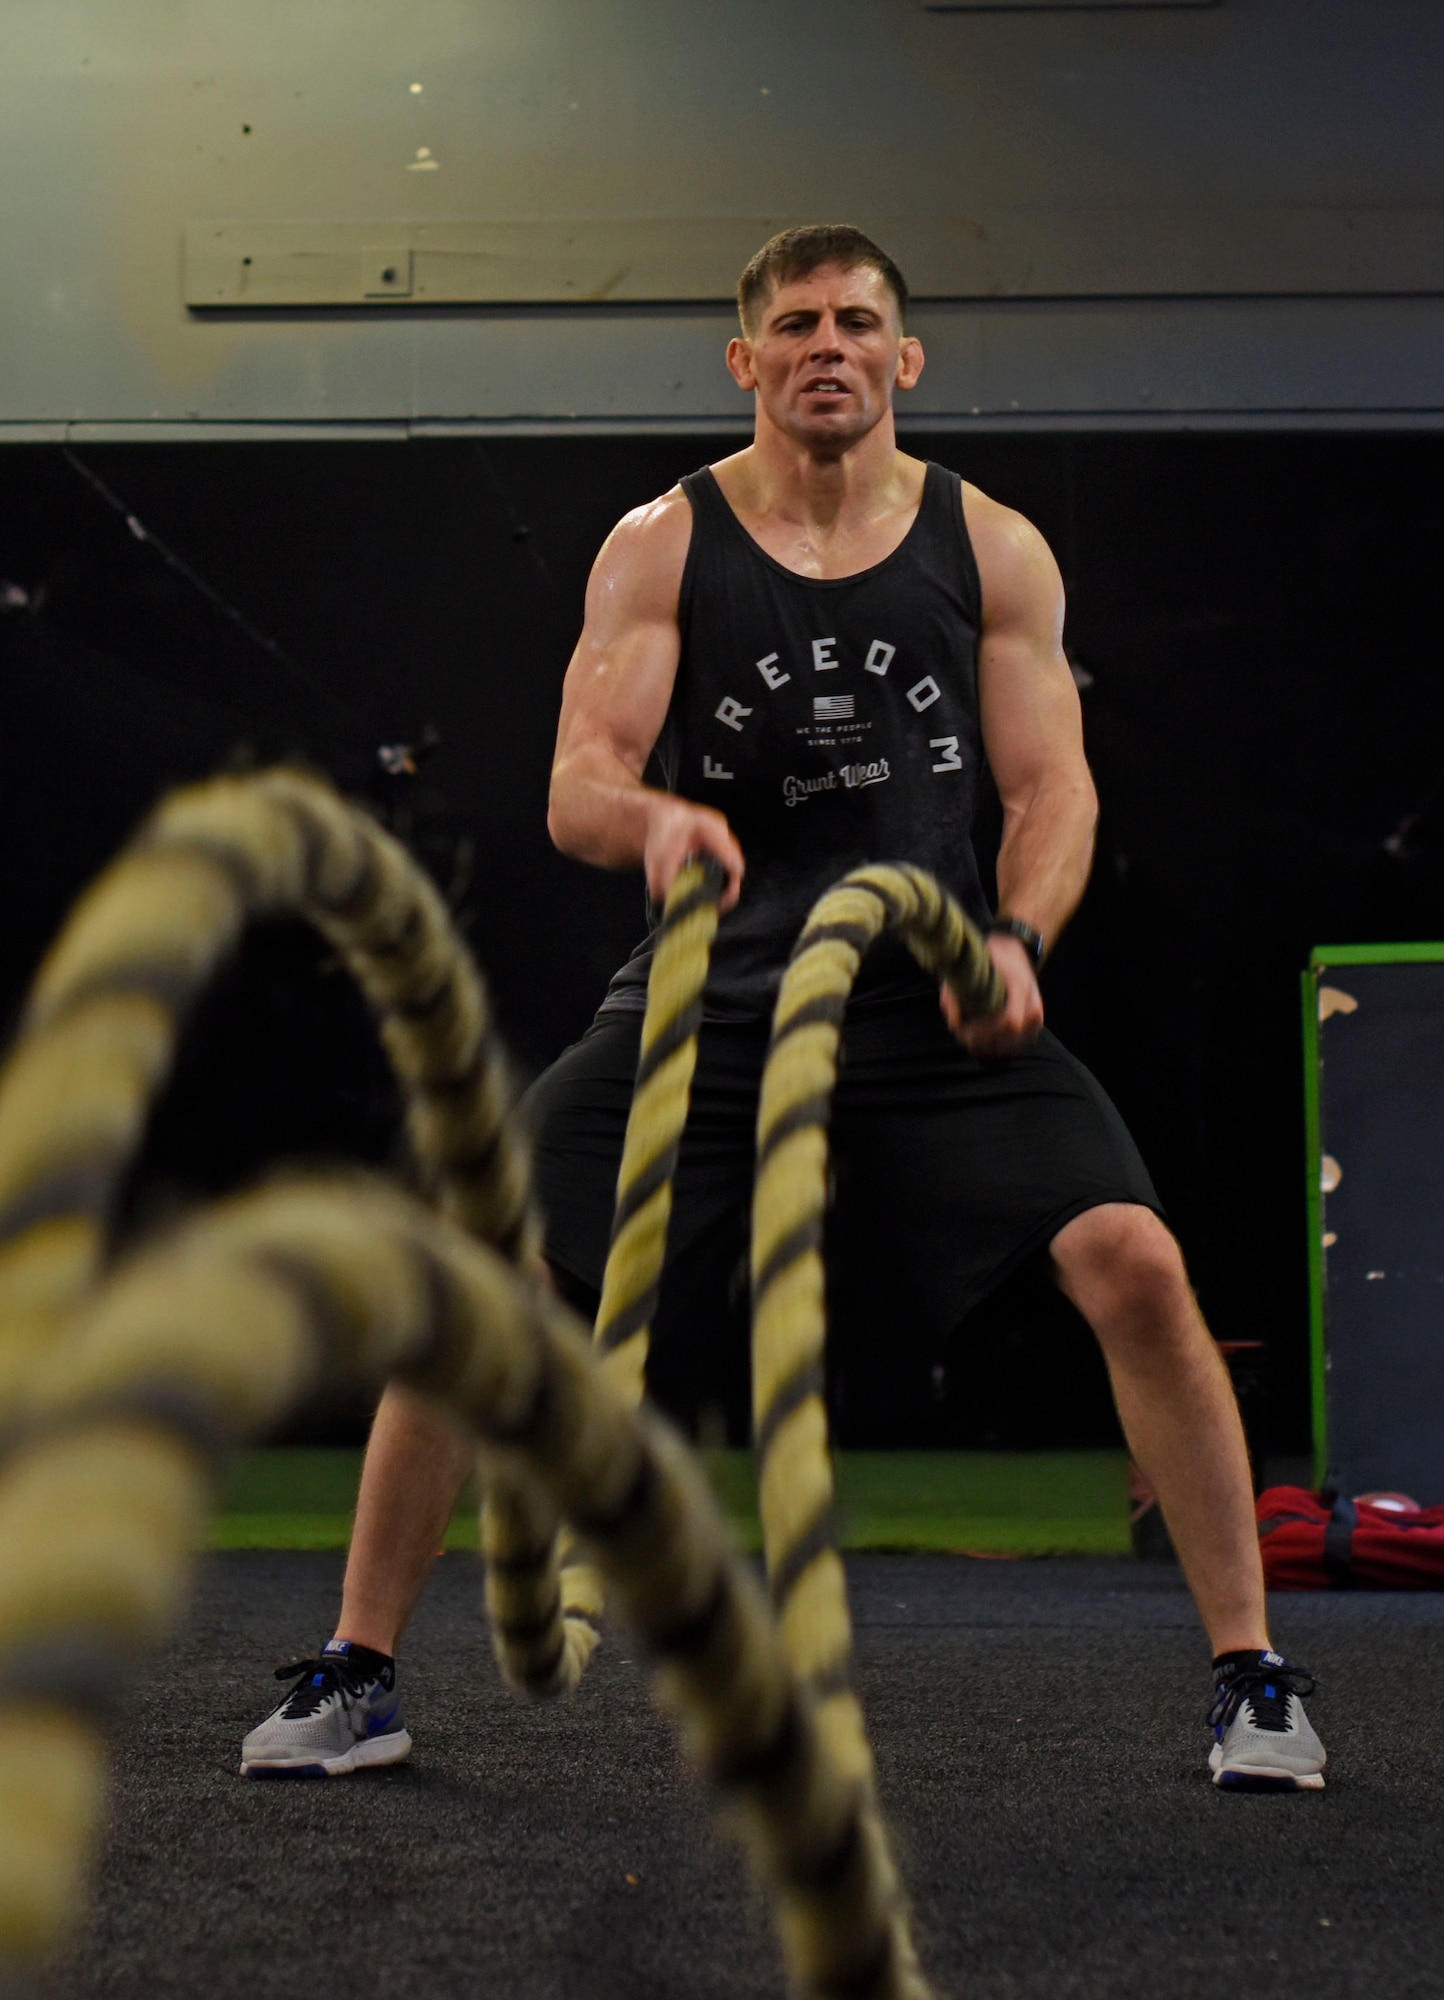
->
<box><xmin>813</xmin><ymin>694</ymin><xmax>855</xmax><ymax>721</ymax></box>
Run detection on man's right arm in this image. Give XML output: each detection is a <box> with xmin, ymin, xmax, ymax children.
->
<box><xmin>547</xmin><ymin>488</ymin><xmax>746</xmax><ymax>910</ymax></box>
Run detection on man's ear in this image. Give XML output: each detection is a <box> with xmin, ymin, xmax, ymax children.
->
<box><xmin>726</xmin><ymin>336</ymin><xmax>758</xmax><ymax>392</ymax></box>
<box><xmin>896</xmin><ymin>334</ymin><xmax>925</xmax><ymax>393</ymax></box>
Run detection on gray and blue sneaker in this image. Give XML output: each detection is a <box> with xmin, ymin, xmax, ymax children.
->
<box><xmin>1208</xmin><ymin>1649</ymin><xmax>1326</xmax><ymax>1791</ymax></box>
<box><xmin>239</xmin><ymin>1639</ymin><xmax>411</xmax><ymax>1778</ymax></box>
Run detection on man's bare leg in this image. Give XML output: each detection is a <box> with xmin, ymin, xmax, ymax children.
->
<box><xmin>333</xmin><ymin>1382</ymin><xmax>477</xmax><ymax>1656</ymax></box>
<box><xmin>1049</xmin><ymin>1201</ymin><xmax>1268</xmax><ymax>1655</ymax></box>
<box><xmin>329</xmin><ymin>1262</ymin><xmax>598</xmax><ymax>1656</ymax></box>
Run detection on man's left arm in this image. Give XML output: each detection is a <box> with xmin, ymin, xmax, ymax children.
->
<box><xmin>944</xmin><ymin>489</ymin><xmax>1098</xmax><ymax>1056</ymax></box>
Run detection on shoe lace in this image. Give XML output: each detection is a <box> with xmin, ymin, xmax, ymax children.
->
<box><xmin>1207</xmin><ymin>1664</ymin><xmax>1317</xmax><ymax>1734</ymax></box>
<box><xmin>272</xmin><ymin>1655</ymin><xmax>372</xmax><ymax>1720</ymax></box>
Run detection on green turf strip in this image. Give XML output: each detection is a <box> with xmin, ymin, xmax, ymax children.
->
<box><xmin>212</xmin><ymin>1448</ymin><xmax>1130</xmax><ymax>1556</ymax></box>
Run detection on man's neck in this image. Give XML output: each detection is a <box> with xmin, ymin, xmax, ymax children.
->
<box><xmin>727</xmin><ymin>410</ymin><xmax>916</xmax><ymax>533</ymax></box>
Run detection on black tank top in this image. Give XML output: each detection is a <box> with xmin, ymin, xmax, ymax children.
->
<box><xmin>601</xmin><ymin>459</ymin><xmax>989</xmax><ymax>1020</ymax></box>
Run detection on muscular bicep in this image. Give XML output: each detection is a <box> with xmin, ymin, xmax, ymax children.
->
<box><xmin>552</xmin><ymin>497</ymin><xmax>690</xmax><ymax>783</ymax></box>
<box><xmin>970</xmin><ymin>493</ymin><xmax>1092</xmax><ymax>813</ymax></box>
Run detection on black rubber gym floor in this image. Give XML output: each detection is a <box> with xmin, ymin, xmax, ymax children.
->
<box><xmin>40</xmin><ymin>1551</ymin><xmax>1444</xmax><ymax>2000</ymax></box>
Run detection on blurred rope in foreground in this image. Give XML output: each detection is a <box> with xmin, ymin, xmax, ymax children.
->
<box><xmin>0</xmin><ymin>770</ymin><xmax>937</xmax><ymax>2000</ymax></box>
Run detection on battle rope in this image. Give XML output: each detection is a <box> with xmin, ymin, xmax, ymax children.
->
<box><xmin>558</xmin><ymin>855</ymin><xmax>1002</xmax><ymax>1995</ymax></box>
<box><xmin>0</xmin><ymin>1177</ymin><xmax>928</xmax><ymax>2000</ymax></box>
<box><xmin>557</xmin><ymin>855</ymin><xmax>724</xmax><ymax>1649</ymax></box>
<box><xmin>752</xmin><ymin>865</ymin><xmax>1004</xmax><ymax>1786</ymax></box>
<box><xmin>0</xmin><ymin>777</ymin><xmax>939</xmax><ymax>1998</ymax></box>
<box><xmin>594</xmin><ymin>856</ymin><xmax>726</xmax><ymax>1401</ymax></box>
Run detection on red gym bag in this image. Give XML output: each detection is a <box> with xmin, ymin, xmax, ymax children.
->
<box><xmin>1257</xmin><ymin>1485</ymin><xmax>1444</xmax><ymax>1590</ymax></box>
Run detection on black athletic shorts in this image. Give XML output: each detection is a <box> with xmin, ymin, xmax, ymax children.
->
<box><xmin>521</xmin><ymin>995</ymin><xmax>1161</xmax><ymax>1436</ymax></box>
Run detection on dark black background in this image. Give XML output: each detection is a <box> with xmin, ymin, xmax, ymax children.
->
<box><xmin>4</xmin><ymin>434</ymin><xmax>1441</xmax><ymax>1450</ymax></box>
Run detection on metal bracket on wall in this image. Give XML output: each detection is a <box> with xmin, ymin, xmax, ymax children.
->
<box><xmin>361</xmin><ymin>247</ymin><xmax>413</xmax><ymax>299</ymax></box>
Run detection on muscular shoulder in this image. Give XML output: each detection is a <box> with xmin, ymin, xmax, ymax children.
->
<box><xmin>959</xmin><ymin>479</ymin><xmax>1063</xmax><ymax>634</ymax></box>
<box><xmin>587</xmin><ymin>483</ymin><xmax>694</xmax><ymax>626</ymax></box>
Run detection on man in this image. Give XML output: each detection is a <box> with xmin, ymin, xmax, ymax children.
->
<box><xmin>241</xmin><ymin>225</ymin><xmax>1325</xmax><ymax>1792</ymax></box>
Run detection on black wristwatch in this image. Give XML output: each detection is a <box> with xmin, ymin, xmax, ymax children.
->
<box><xmin>989</xmin><ymin>915</ymin><xmax>1045</xmax><ymax>972</ymax></box>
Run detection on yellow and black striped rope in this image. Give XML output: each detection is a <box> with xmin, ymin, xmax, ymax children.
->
<box><xmin>593</xmin><ymin>856</ymin><xmax>725</xmax><ymax>1399</ymax></box>
<box><xmin>752</xmin><ymin>863</ymin><xmax>1003</xmax><ymax>1786</ymax></box>
<box><xmin>0</xmin><ymin>1175</ymin><xmax>934</xmax><ymax>2000</ymax></box>
<box><xmin>553</xmin><ymin>856</ymin><xmax>725</xmax><ymax>1650</ymax></box>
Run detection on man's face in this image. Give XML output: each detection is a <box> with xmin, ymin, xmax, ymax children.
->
<box><xmin>727</xmin><ymin>263</ymin><xmax>924</xmax><ymax>451</ymax></box>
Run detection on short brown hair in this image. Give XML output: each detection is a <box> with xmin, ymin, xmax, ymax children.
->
<box><xmin>736</xmin><ymin>225</ymin><xmax>909</xmax><ymax>336</ymax></box>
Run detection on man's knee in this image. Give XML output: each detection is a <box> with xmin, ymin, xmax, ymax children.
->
<box><xmin>1052</xmin><ymin>1203</ymin><xmax>1193</xmax><ymax>1329</ymax></box>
